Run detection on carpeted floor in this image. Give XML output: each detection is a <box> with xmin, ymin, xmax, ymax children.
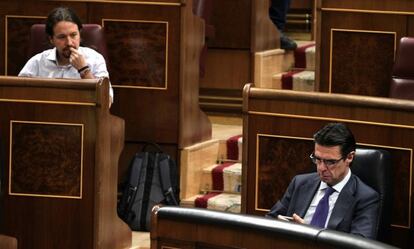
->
<box><xmin>131</xmin><ymin>231</ymin><xmax>150</xmax><ymax>249</ymax></box>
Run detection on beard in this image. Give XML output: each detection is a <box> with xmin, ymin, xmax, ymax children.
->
<box><xmin>61</xmin><ymin>46</ymin><xmax>75</xmax><ymax>59</ymax></box>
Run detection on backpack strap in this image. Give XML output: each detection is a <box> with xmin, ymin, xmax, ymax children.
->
<box><xmin>158</xmin><ymin>155</ymin><xmax>178</xmax><ymax>205</ymax></box>
<box><xmin>118</xmin><ymin>153</ymin><xmax>147</xmax><ymax>223</ymax></box>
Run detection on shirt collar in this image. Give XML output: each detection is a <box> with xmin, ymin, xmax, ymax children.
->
<box><xmin>46</xmin><ymin>47</ymin><xmax>58</xmax><ymax>62</ymax></box>
<box><xmin>319</xmin><ymin>168</ymin><xmax>352</xmax><ymax>193</ymax></box>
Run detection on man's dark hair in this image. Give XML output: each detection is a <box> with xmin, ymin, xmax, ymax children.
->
<box><xmin>313</xmin><ymin>123</ymin><xmax>356</xmax><ymax>158</ymax></box>
<box><xmin>45</xmin><ymin>7</ymin><xmax>83</xmax><ymax>37</ymax></box>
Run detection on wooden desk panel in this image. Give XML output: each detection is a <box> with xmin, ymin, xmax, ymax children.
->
<box><xmin>10</xmin><ymin>121</ymin><xmax>83</xmax><ymax>197</ymax></box>
<box><xmin>316</xmin><ymin>0</ymin><xmax>414</xmax><ymax>97</ymax></box>
<box><xmin>0</xmin><ymin>76</ymin><xmax>130</xmax><ymax>249</ymax></box>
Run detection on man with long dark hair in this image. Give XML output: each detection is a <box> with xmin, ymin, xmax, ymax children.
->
<box><xmin>19</xmin><ymin>7</ymin><xmax>113</xmax><ymax>102</ymax></box>
<box><xmin>19</xmin><ymin>7</ymin><xmax>108</xmax><ymax>80</ymax></box>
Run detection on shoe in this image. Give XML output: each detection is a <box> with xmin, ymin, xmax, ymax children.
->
<box><xmin>280</xmin><ymin>34</ymin><xmax>297</xmax><ymax>51</ymax></box>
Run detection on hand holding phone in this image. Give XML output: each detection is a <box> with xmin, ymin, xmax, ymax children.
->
<box><xmin>277</xmin><ymin>215</ymin><xmax>294</xmax><ymax>222</ymax></box>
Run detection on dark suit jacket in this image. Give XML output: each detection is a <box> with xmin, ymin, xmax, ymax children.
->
<box><xmin>266</xmin><ymin>172</ymin><xmax>379</xmax><ymax>239</ymax></box>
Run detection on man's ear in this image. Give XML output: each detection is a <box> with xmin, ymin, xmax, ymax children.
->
<box><xmin>48</xmin><ymin>36</ymin><xmax>54</xmax><ymax>45</ymax></box>
<box><xmin>346</xmin><ymin>151</ymin><xmax>355</xmax><ymax>164</ymax></box>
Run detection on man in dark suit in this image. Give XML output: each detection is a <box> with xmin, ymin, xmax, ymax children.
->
<box><xmin>266</xmin><ymin>123</ymin><xmax>379</xmax><ymax>239</ymax></box>
<box><xmin>269</xmin><ymin>0</ymin><xmax>297</xmax><ymax>50</ymax></box>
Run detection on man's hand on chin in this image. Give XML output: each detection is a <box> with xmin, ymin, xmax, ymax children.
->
<box><xmin>69</xmin><ymin>47</ymin><xmax>86</xmax><ymax>70</ymax></box>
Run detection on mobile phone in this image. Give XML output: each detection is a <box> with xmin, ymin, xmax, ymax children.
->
<box><xmin>277</xmin><ymin>215</ymin><xmax>294</xmax><ymax>222</ymax></box>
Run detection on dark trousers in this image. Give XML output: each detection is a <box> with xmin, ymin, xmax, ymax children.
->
<box><xmin>269</xmin><ymin>0</ymin><xmax>291</xmax><ymax>31</ymax></box>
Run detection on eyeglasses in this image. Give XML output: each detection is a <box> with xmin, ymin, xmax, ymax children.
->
<box><xmin>309</xmin><ymin>153</ymin><xmax>344</xmax><ymax>167</ymax></box>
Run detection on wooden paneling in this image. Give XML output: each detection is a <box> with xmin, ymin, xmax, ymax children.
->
<box><xmin>320</xmin><ymin>0</ymin><xmax>414</xmax><ymax>10</ymax></box>
<box><xmin>5</xmin><ymin>17</ymin><xmax>44</xmax><ymax>76</ymax></box>
<box><xmin>200</xmin><ymin>0</ymin><xmax>279</xmax><ymax>111</ymax></box>
<box><xmin>98</xmin><ymin>2</ymin><xmax>182</xmax><ymax>145</ymax></box>
<box><xmin>0</xmin><ymin>76</ymin><xmax>130</xmax><ymax>249</ymax></box>
<box><xmin>0</xmin><ymin>0</ymin><xmax>212</xmax><ymax>176</ymax></box>
<box><xmin>290</xmin><ymin>0</ymin><xmax>313</xmax><ymax>9</ymax></box>
<box><xmin>208</xmin><ymin>0</ymin><xmax>251</xmax><ymax>49</ymax></box>
<box><xmin>330</xmin><ymin>30</ymin><xmax>395</xmax><ymax>96</ymax></box>
<box><xmin>256</xmin><ymin>135</ymin><xmax>314</xmax><ymax>211</ymax></box>
<box><xmin>200</xmin><ymin>49</ymin><xmax>251</xmax><ymax>90</ymax></box>
<box><xmin>10</xmin><ymin>121</ymin><xmax>82</xmax><ymax>197</ymax></box>
<box><xmin>316</xmin><ymin>0</ymin><xmax>413</xmax><ymax>96</ymax></box>
<box><xmin>0</xmin><ymin>235</ymin><xmax>17</xmax><ymax>249</ymax></box>
<box><xmin>251</xmin><ymin>0</ymin><xmax>280</xmax><ymax>52</ymax></box>
<box><xmin>1</xmin><ymin>103</ymin><xmax>95</xmax><ymax>249</ymax></box>
<box><xmin>243</xmin><ymin>85</ymin><xmax>414</xmax><ymax>248</ymax></box>
<box><xmin>178</xmin><ymin>0</ymin><xmax>212</xmax><ymax>147</ymax></box>
<box><xmin>104</xmin><ymin>20</ymin><xmax>168</xmax><ymax>88</ymax></box>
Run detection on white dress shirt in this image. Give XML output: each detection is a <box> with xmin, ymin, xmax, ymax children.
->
<box><xmin>19</xmin><ymin>47</ymin><xmax>113</xmax><ymax>99</ymax></box>
<box><xmin>303</xmin><ymin>169</ymin><xmax>352</xmax><ymax>227</ymax></box>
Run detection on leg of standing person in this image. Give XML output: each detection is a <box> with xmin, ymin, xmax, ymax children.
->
<box><xmin>269</xmin><ymin>0</ymin><xmax>297</xmax><ymax>50</ymax></box>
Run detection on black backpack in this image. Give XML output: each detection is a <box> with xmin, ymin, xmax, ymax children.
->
<box><xmin>117</xmin><ymin>143</ymin><xmax>179</xmax><ymax>231</ymax></box>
